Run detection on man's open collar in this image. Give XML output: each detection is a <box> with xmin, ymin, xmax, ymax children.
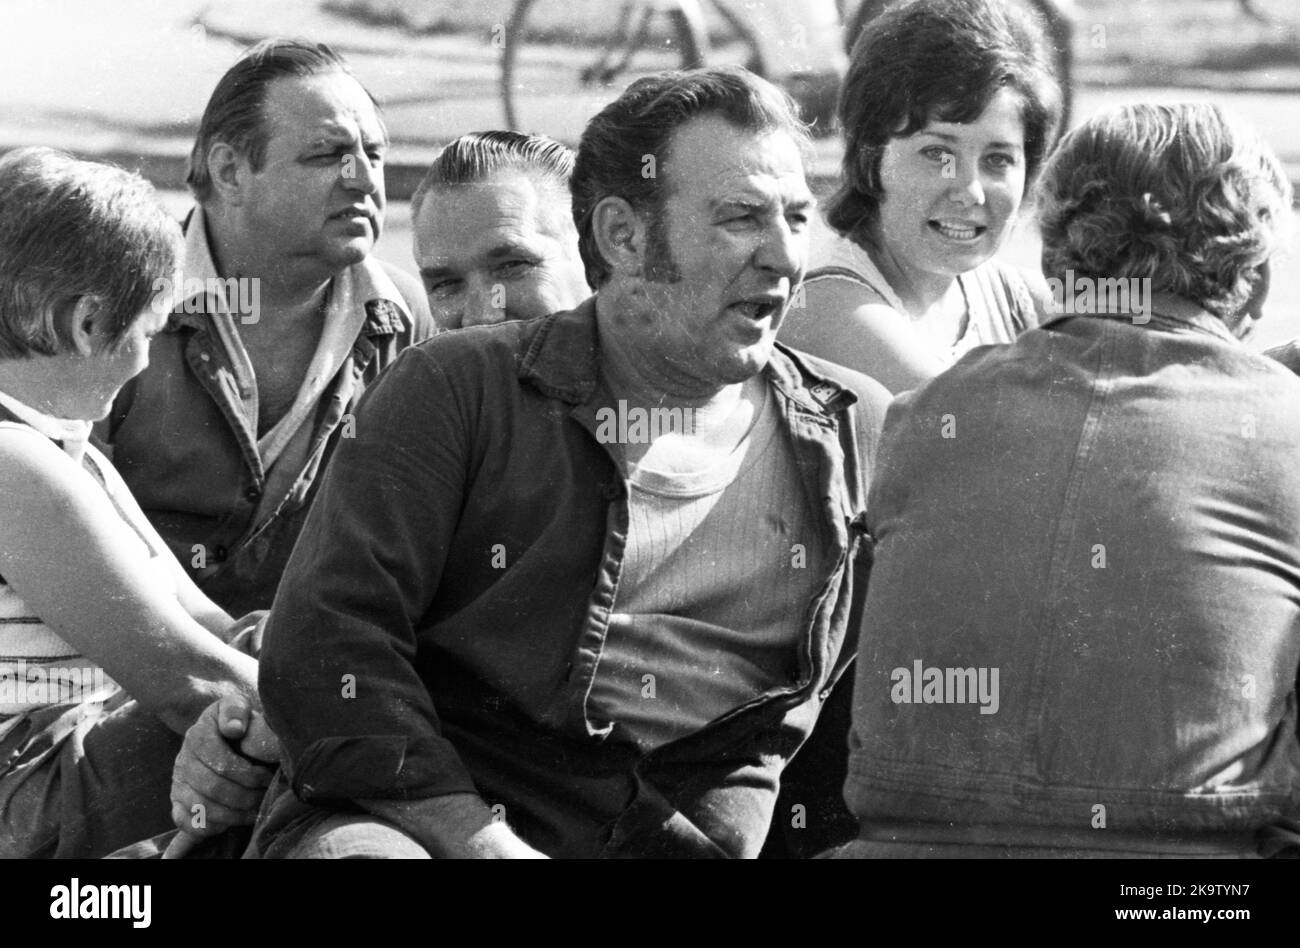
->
<box><xmin>767</xmin><ymin>341</ymin><xmax>859</xmax><ymax>416</ymax></box>
<box><xmin>167</xmin><ymin>205</ymin><xmax>413</xmax><ymax>337</ymax></box>
<box><xmin>517</xmin><ymin>297</ymin><xmax>602</xmax><ymax>403</ymax></box>
<box><xmin>518</xmin><ymin>296</ymin><xmax>856</xmax><ymax>415</ymax></box>
<box><xmin>1038</xmin><ymin>291</ymin><xmax>1239</xmax><ymax>345</ymax></box>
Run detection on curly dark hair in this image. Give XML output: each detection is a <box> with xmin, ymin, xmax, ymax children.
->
<box><xmin>1036</xmin><ymin>103</ymin><xmax>1293</xmax><ymax>320</ymax></box>
<box><xmin>825</xmin><ymin>0</ymin><xmax>1062</xmax><ymax>248</ymax></box>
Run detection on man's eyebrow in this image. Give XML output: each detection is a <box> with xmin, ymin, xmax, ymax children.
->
<box><xmin>303</xmin><ymin>125</ymin><xmax>388</xmax><ymax>151</ymax></box>
<box><xmin>418</xmin><ymin>264</ymin><xmax>459</xmax><ymax>280</ymax></box>
<box><xmin>419</xmin><ymin>241</ymin><xmax>538</xmax><ymax>277</ymax></box>
<box><xmin>709</xmin><ymin>197</ymin><xmax>770</xmax><ymax>214</ymax></box>
<box><xmin>302</xmin><ymin>134</ymin><xmax>356</xmax><ymax>151</ymax></box>
<box><xmin>710</xmin><ymin>195</ymin><xmax>816</xmax><ymax>214</ymax></box>
<box><xmin>483</xmin><ymin>241</ymin><xmax>539</xmax><ymax>260</ymax></box>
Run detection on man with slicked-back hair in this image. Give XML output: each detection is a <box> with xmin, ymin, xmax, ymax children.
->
<box><xmin>95</xmin><ymin>39</ymin><xmax>432</xmax><ymax>618</ymax></box>
<box><xmin>411</xmin><ymin>130</ymin><xmax>590</xmax><ymax>330</ymax></box>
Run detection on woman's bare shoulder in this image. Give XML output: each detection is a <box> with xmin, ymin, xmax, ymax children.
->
<box><xmin>0</xmin><ymin>426</ymin><xmax>116</xmax><ymax>549</ymax></box>
<box><xmin>782</xmin><ymin>280</ymin><xmax>943</xmax><ymax>394</ymax></box>
<box><xmin>801</xmin><ymin>271</ymin><xmax>900</xmax><ymax>318</ymax></box>
<box><xmin>0</xmin><ymin>423</ymin><xmax>81</xmax><ymax>491</ymax></box>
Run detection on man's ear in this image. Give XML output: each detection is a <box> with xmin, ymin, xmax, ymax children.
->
<box><xmin>1245</xmin><ymin>258</ymin><xmax>1272</xmax><ymax>320</ymax></box>
<box><xmin>66</xmin><ymin>296</ymin><xmax>107</xmax><ymax>356</ymax></box>
<box><xmin>591</xmin><ymin>196</ymin><xmax>648</xmax><ymax>279</ymax></box>
<box><xmin>1220</xmin><ymin>259</ymin><xmax>1272</xmax><ymax>339</ymax></box>
<box><xmin>207</xmin><ymin>142</ymin><xmax>247</xmax><ymax>205</ymax></box>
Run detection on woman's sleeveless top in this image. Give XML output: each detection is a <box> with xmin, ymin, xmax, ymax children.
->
<box><xmin>804</xmin><ymin>229</ymin><xmax>1038</xmax><ymax>363</ymax></box>
<box><xmin>0</xmin><ymin>396</ymin><xmax>173</xmax><ymax>741</ymax></box>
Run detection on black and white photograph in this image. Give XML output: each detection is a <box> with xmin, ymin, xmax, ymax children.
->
<box><xmin>0</xmin><ymin>0</ymin><xmax>1296</xmax><ymax>931</ymax></box>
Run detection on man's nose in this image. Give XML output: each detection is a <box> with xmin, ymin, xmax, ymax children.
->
<box><xmin>463</xmin><ymin>278</ymin><xmax>508</xmax><ymax>328</ymax></box>
<box><xmin>340</xmin><ymin>151</ymin><xmax>381</xmax><ymax>195</ymax></box>
<box><xmin>754</xmin><ymin>219</ymin><xmax>805</xmax><ymax>281</ymax></box>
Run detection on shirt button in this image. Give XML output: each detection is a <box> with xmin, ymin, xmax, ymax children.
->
<box><xmin>199</xmin><ymin>353</ymin><xmax>210</xmax><ymax>362</ymax></box>
<box><xmin>212</xmin><ymin>545</ymin><xmax>229</xmax><ymax>562</ymax></box>
<box><xmin>245</xmin><ymin>485</ymin><xmax>262</xmax><ymax>502</ymax></box>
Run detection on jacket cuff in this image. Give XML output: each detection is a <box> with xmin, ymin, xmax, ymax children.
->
<box><xmin>287</xmin><ymin>734</ymin><xmax>479</xmax><ymax>802</ymax></box>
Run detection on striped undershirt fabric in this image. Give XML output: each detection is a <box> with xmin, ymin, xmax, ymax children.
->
<box><xmin>585</xmin><ymin>382</ymin><xmax>827</xmax><ymax>751</ymax></box>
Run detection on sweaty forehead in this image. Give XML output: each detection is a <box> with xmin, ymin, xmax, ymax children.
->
<box><xmin>414</xmin><ymin>172</ymin><xmax>570</xmax><ymax>266</ymax></box>
<box><xmin>261</xmin><ymin>72</ymin><xmax>385</xmax><ymax>145</ymax></box>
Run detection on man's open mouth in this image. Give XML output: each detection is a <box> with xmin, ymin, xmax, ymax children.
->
<box><xmin>728</xmin><ymin>298</ymin><xmax>784</xmax><ymax>320</ymax></box>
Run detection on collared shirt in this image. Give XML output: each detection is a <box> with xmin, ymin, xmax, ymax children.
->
<box><xmin>845</xmin><ymin>299</ymin><xmax>1300</xmax><ymax>851</ymax></box>
<box><xmin>97</xmin><ymin>207</ymin><xmax>434</xmax><ymax>616</ymax></box>
<box><xmin>253</xmin><ymin>299</ymin><xmax>890</xmax><ymax>858</ymax></box>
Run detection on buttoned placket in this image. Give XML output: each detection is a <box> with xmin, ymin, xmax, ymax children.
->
<box><xmin>184</xmin><ymin>322</ymin><xmax>265</xmax><ymax>481</ymax></box>
<box><xmin>240</xmin><ymin>330</ymin><xmax>379</xmax><ymax>547</ymax></box>
<box><xmin>174</xmin><ymin>308</ymin><xmax>387</xmax><ymax>574</ymax></box>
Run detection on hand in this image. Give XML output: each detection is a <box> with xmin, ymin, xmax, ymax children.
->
<box><xmin>169</xmin><ymin>693</ymin><xmax>280</xmax><ymax>846</ymax></box>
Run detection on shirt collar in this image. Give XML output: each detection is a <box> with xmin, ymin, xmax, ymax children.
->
<box><xmin>1039</xmin><ymin>291</ymin><xmax>1240</xmax><ymax>345</ymax></box>
<box><xmin>168</xmin><ymin>204</ymin><xmax>414</xmax><ymax>337</ymax></box>
<box><xmin>0</xmin><ymin>389</ymin><xmax>92</xmax><ymax>462</ymax></box>
<box><xmin>518</xmin><ymin>296</ymin><xmax>856</xmax><ymax>416</ymax></box>
<box><xmin>1145</xmin><ymin>292</ymin><xmax>1241</xmax><ymax>343</ymax></box>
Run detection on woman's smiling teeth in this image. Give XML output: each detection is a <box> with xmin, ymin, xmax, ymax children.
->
<box><xmin>930</xmin><ymin>219</ymin><xmax>985</xmax><ymax>241</ymax></box>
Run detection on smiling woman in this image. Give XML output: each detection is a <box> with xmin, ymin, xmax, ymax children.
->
<box><xmin>778</xmin><ymin>0</ymin><xmax>1063</xmax><ymax>393</ymax></box>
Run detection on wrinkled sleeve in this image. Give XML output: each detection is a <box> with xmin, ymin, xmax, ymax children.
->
<box><xmin>258</xmin><ymin>343</ymin><xmax>479</xmax><ymax>803</ymax></box>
